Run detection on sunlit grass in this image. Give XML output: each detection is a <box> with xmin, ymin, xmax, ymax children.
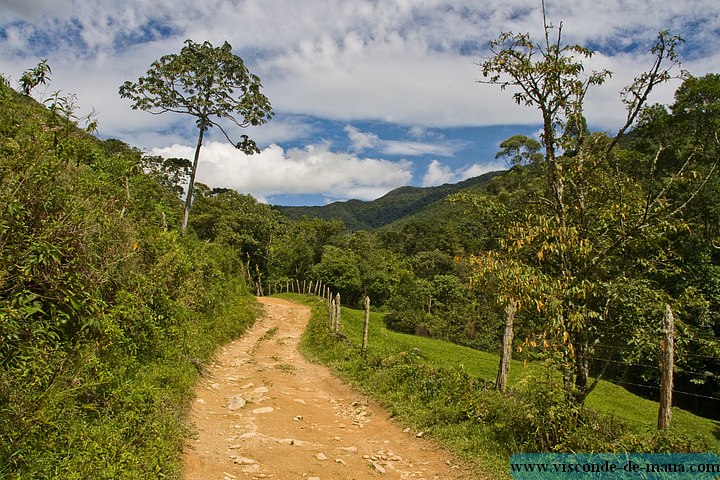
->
<box><xmin>285</xmin><ymin>292</ymin><xmax>719</xmax><ymax>480</ymax></box>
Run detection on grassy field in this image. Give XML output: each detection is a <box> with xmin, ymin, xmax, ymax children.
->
<box><xmin>285</xmin><ymin>293</ymin><xmax>720</xmax><ymax>479</ymax></box>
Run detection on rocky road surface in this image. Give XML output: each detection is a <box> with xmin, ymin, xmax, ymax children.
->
<box><xmin>182</xmin><ymin>296</ymin><xmax>478</xmax><ymax>480</ymax></box>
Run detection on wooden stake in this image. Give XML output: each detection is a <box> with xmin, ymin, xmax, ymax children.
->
<box><xmin>495</xmin><ymin>301</ymin><xmax>516</xmax><ymax>392</ymax></box>
<box><xmin>361</xmin><ymin>296</ymin><xmax>371</xmax><ymax>356</ymax></box>
<box><xmin>658</xmin><ymin>303</ymin><xmax>675</xmax><ymax>430</ymax></box>
<box><xmin>334</xmin><ymin>293</ymin><xmax>341</xmax><ymax>333</ymax></box>
<box><xmin>329</xmin><ymin>298</ymin><xmax>335</xmax><ymax>328</ymax></box>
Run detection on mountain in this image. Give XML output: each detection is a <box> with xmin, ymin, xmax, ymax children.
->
<box><xmin>276</xmin><ymin>171</ymin><xmax>504</xmax><ymax>230</ymax></box>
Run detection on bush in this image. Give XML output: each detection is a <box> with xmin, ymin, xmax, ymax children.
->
<box><xmin>0</xmin><ymin>87</ymin><xmax>260</xmax><ymax>478</ymax></box>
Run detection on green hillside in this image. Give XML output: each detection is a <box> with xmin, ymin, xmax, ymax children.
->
<box><xmin>277</xmin><ymin>171</ymin><xmax>503</xmax><ymax>230</ymax></box>
<box><xmin>0</xmin><ymin>76</ymin><xmax>261</xmax><ymax>478</ymax></box>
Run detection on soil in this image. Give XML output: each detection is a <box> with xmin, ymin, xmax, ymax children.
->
<box><xmin>182</xmin><ymin>296</ymin><xmax>480</xmax><ymax>480</ymax></box>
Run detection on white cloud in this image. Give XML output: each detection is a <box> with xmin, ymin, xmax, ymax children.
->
<box><xmin>422</xmin><ymin>159</ymin><xmax>507</xmax><ymax>187</ymax></box>
<box><xmin>409</xmin><ymin>126</ymin><xmax>429</xmax><ymax>139</ymax></box>
<box><xmin>151</xmin><ymin>141</ymin><xmax>413</xmax><ymax>202</ymax></box>
<box><xmin>345</xmin><ymin>125</ymin><xmax>461</xmax><ymax>156</ymax></box>
<box><xmin>422</xmin><ymin>159</ymin><xmax>456</xmax><ymax>186</ymax></box>
<box><xmin>344</xmin><ymin>125</ymin><xmax>380</xmax><ymax>152</ymax></box>
<box><xmin>1</xmin><ymin>0</ymin><xmax>719</xmax><ymax>201</ymax></box>
<box><xmin>382</xmin><ymin>139</ymin><xmax>459</xmax><ymax>157</ymax></box>
<box><xmin>4</xmin><ymin>0</ymin><xmax>717</xmax><ymax>137</ymax></box>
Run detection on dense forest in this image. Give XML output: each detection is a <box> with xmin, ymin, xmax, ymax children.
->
<box><xmin>1</xmin><ymin>21</ymin><xmax>719</xmax><ymax>478</ymax></box>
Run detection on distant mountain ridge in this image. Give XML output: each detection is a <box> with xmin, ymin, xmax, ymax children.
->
<box><xmin>276</xmin><ymin>171</ymin><xmax>503</xmax><ymax>230</ymax></box>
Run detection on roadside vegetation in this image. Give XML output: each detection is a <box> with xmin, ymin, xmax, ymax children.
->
<box><xmin>0</xmin><ymin>78</ymin><xmax>259</xmax><ymax>478</ymax></box>
<box><xmin>294</xmin><ymin>294</ymin><xmax>719</xmax><ymax>479</ymax></box>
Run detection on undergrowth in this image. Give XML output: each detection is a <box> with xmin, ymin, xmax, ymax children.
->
<box><xmin>0</xmin><ymin>83</ymin><xmax>260</xmax><ymax>478</ymax></box>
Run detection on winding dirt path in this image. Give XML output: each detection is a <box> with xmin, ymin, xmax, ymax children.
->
<box><xmin>182</xmin><ymin>296</ymin><xmax>478</xmax><ymax>480</ymax></box>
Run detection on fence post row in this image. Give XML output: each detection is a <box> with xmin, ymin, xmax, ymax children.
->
<box><xmin>272</xmin><ymin>279</ymin><xmax>369</xmax><ymax>352</ymax></box>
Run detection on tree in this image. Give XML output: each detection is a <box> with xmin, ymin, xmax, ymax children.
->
<box><xmin>479</xmin><ymin>5</ymin><xmax>612</xmax><ymax>217</ymax></box>
<box><xmin>119</xmin><ymin>39</ymin><xmax>273</xmax><ymax>232</ymax></box>
<box><xmin>268</xmin><ymin>218</ymin><xmax>344</xmax><ymax>283</ymax></box>
<box><xmin>189</xmin><ymin>190</ymin><xmax>285</xmax><ymax>277</ymax></box>
<box><xmin>495</xmin><ymin>134</ymin><xmax>543</xmax><ymax>166</ymax></box>
<box><xmin>474</xmin><ymin>5</ymin><xmax>701</xmax><ymax>404</ymax></box>
<box><xmin>312</xmin><ymin>245</ymin><xmax>362</xmax><ymax>302</ymax></box>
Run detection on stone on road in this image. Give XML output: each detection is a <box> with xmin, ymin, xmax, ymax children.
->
<box><xmin>182</xmin><ymin>296</ymin><xmax>476</xmax><ymax>479</ymax></box>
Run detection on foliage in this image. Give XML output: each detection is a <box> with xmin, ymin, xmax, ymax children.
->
<box><xmin>294</xmin><ymin>295</ymin><xmax>716</xmax><ymax>478</ymax></box>
<box><xmin>0</xmin><ymin>85</ymin><xmax>259</xmax><ymax>478</ymax></box>
<box><xmin>119</xmin><ymin>39</ymin><xmax>273</xmax><ymax>231</ymax></box>
<box><xmin>495</xmin><ymin>134</ymin><xmax>543</xmax><ymax>166</ymax></box>
<box><xmin>189</xmin><ymin>189</ymin><xmax>285</xmax><ymax>277</ymax></box>
<box><xmin>268</xmin><ymin>217</ymin><xmax>344</xmax><ymax>284</ymax></box>
<box><xmin>469</xmin><ymin>7</ymin><xmax>716</xmax><ymax>408</ymax></box>
<box><xmin>312</xmin><ymin>245</ymin><xmax>363</xmax><ymax>302</ymax></box>
<box><xmin>44</xmin><ymin>90</ymin><xmax>99</xmax><ymax>136</ymax></box>
<box><xmin>18</xmin><ymin>59</ymin><xmax>51</xmax><ymax>96</ymax></box>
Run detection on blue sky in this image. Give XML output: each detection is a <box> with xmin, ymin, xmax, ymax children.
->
<box><xmin>1</xmin><ymin>0</ymin><xmax>719</xmax><ymax>206</ymax></box>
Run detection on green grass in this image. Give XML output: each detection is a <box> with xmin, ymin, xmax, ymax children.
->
<box><xmin>338</xmin><ymin>298</ymin><xmax>719</xmax><ymax>444</ymax></box>
<box><xmin>285</xmin><ymin>293</ymin><xmax>720</xmax><ymax>479</ymax></box>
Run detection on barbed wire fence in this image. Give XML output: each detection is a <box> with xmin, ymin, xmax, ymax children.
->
<box><xmin>263</xmin><ymin>277</ymin><xmax>372</xmax><ymax>353</ymax></box>
<box><xmin>261</xmin><ymin>279</ymin><xmax>719</xmax><ymax>427</ymax></box>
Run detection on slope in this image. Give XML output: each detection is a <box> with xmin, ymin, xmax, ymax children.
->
<box><xmin>277</xmin><ymin>170</ymin><xmax>503</xmax><ymax>231</ymax></box>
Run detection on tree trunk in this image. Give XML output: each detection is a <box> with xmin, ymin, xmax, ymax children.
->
<box><xmin>182</xmin><ymin>124</ymin><xmax>206</xmax><ymax>233</ymax></box>
<box><xmin>573</xmin><ymin>325</ymin><xmax>590</xmax><ymax>401</ymax></box>
<box><xmin>495</xmin><ymin>301</ymin><xmax>516</xmax><ymax>392</ymax></box>
<box><xmin>658</xmin><ymin>304</ymin><xmax>675</xmax><ymax>430</ymax></box>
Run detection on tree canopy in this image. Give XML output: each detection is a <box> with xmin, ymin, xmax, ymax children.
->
<box><xmin>119</xmin><ymin>39</ymin><xmax>273</xmax><ymax>231</ymax></box>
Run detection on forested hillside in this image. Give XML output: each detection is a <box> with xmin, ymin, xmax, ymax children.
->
<box><xmin>278</xmin><ymin>171</ymin><xmax>501</xmax><ymax>230</ymax></box>
<box><xmin>0</xmin><ymin>79</ymin><xmax>259</xmax><ymax>478</ymax></box>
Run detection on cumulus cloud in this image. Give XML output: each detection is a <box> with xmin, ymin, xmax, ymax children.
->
<box><xmin>151</xmin><ymin>141</ymin><xmax>413</xmax><ymax>202</ymax></box>
<box><xmin>1</xmin><ymin>0</ymin><xmax>718</xmax><ymax>200</ymax></box>
<box><xmin>422</xmin><ymin>160</ymin><xmax>456</xmax><ymax>186</ymax></box>
<box><xmin>422</xmin><ymin>159</ymin><xmax>507</xmax><ymax>187</ymax></box>
<box><xmin>344</xmin><ymin>125</ymin><xmax>380</xmax><ymax>152</ymax></box>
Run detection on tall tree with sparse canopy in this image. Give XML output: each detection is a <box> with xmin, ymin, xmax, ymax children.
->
<box><xmin>119</xmin><ymin>39</ymin><xmax>273</xmax><ymax>232</ymax></box>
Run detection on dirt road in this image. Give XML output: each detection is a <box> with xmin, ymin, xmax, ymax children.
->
<box><xmin>182</xmin><ymin>296</ymin><xmax>477</xmax><ymax>480</ymax></box>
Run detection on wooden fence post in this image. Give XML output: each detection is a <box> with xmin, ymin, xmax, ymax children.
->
<box><xmin>361</xmin><ymin>296</ymin><xmax>371</xmax><ymax>356</ymax></box>
<box><xmin>658</xmin><ymin>303</ymin><xmax>675</xmax><ymax>430</ymax></box>
<box><xmin>334</xmin><ymin>293</ymin><xmax>341</xmax><ymax>333</ymax></box>
<box><xmin>329</xmin><ymin>298</ymin><xmax>335</xmax><ymax>328</ymax></box>
<box><xmin>495</xmin><ymin>301</ymin><xmax>516</xmax><ymax>392</ymax></box>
